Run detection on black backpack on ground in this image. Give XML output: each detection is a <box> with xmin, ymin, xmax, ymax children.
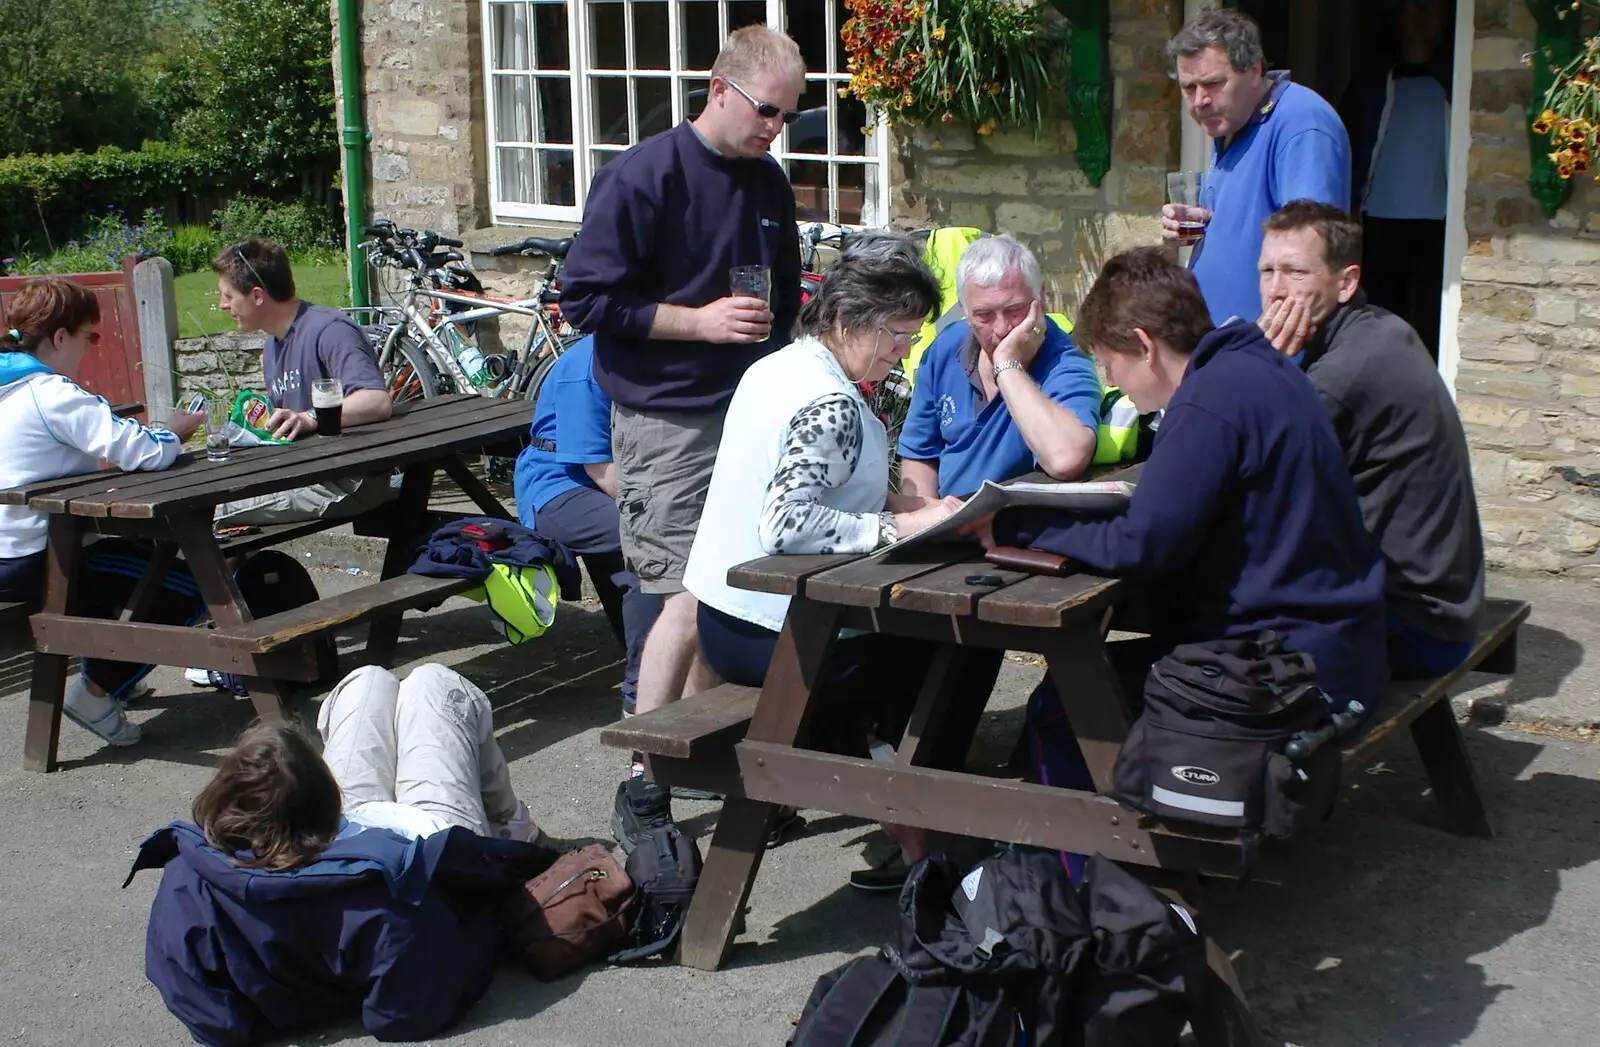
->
<box><xmin>606</xmin><ymin>823</ymin><xmax>702</xmax><ymax>965</ymax></box>
<box><xmin>1111</xmin><ymin>632</ymin><xmax>1347</xmax><ymax>850</ymax></box>
<box><xmin>233</xmin><ymin>551</ymin><xmax>338</xmax><ymax>683</ymax></box>
<box><xmin>790</xmin><ymin>954</ymin><xmax>1022</xmax><ymax>1047</ymax></box>
<box><xmin>792</xmin><ymin>849</ymin><xmax>1210</xmax><ymax>1047</ymax></box>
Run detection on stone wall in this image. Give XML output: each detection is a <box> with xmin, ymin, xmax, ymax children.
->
<box><xmin>172</xmin><ymin>332</ymin><xmax>266</xmax><ymax>402</ymax></box>
<box><xmin>340</xmin><ymin>0</ymin><xmax>486</xmax><ymax>237</ymax></box>
<box><xmin>887</xmin><ymin>0</ymin><xmax>1181</xmax><ymax>312</ymax></box>
<box><xmin>1457</xmin><ymin>0</ymin><xmax>1600</xmax><ymax>576</ymax></box>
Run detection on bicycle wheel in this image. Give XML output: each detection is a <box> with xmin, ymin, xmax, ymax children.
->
<box><xmin>519</xmin><ymin>349</ymin><xmax>562</xmax><ymax>405</ymax></box>
<box><xmin>386</xmin><ymin>336</ymin><xmax>443</xmax><ymax>405</ymax></box>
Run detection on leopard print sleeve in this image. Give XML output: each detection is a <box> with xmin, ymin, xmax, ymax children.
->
<box><xmin>757</xmin><ymin>392</ymin><xmax>883</xmax><ymax>555</ymax></box>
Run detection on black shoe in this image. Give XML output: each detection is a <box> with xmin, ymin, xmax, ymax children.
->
<box><xmin>765</xmin><ymin>810</ymin><xmax>806</xmax><ymax>849</ymax></box>
<box><xmin>669</xmin><ymin>785</ymin><xmax>724</xmax><ymax>801</ymax></box>
<box><xmin>610</xmin><ymin>777</ymin><xmax>673</xmax><ymax>856</ymax></box>
<box><xmin>848</xmin><ymin>854</ymin><xmax>910</xmax><ymax>893</ymax></box>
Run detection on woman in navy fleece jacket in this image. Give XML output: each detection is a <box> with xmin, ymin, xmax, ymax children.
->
<box><xmin>976</xmin><ymin>247</ymin><xmax>1387</xmax><ymax>711</ymax></box>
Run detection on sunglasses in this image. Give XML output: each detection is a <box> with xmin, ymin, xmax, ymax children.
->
<box><xmin>724</xmin><ymin>79</ymin><xmax>803</xmax><ymax>125</ymax></box>
<box><xmin>234</xmin><ymin>245</ymin><xmax>270</xmax><ymax>295</ymax></box>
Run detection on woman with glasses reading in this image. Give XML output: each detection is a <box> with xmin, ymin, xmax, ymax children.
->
<box><xmin>680</xmin><ymin>233</ymin><xmax>968</xmax><ymax>890</ymax></box>
<box><xmin>0</xmin><ymin>277</ymin><xmax>204</xmax><ymax>748</ymax></box>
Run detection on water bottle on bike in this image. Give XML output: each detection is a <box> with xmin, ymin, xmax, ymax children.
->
<box><xmin>443</xmin><ymin>323</ymin><xmax>493</xmax><ymax>390</ymax></box>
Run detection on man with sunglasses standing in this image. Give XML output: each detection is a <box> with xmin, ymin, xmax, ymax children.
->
<box><xmin>561</xmin><ymin>26</ymin><xmax>804</xmax><ymax>811</ymax></box>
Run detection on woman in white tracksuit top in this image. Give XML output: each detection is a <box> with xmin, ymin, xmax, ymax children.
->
<box><xmin>0</xmin><ymin>277</ymin><xmax>204</xmax><ymax>747</ymax></box>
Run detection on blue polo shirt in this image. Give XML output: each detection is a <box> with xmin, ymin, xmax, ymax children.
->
<box><xmin>1190</xmin><ymin>72</ymin><xmax>1350</xmax><ymax>326</ymax></box>
<box><xmin>512</xmin><ymin>337</ymin><xmax>612</xmax><ymax>520</ymax></box>
<box><xmin>898</xmin><ymin>318</ymin><xmax>1102</xmax><ymax>498</ymax></box>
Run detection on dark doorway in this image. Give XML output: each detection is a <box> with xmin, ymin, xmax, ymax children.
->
<box><xmin>1234</xmin><ymin>0</ymin><xmax>1457</xmax><ymax>360</ymax></box>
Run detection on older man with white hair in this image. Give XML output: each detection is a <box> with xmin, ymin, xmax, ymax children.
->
<box><xmin>899</xmin><ymin>235</ymin><xmax>1102</xmax><ymax>500</ymax></box>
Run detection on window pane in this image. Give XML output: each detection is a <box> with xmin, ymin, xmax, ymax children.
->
<box><xmin>492</xmin><ymin>3</ymin><xmax>531</xmax><ymax>70</ymax></box>
<box><xmin>785</xmin><ymin>0</ymin><xmax>829</xmax><ymax>73</ymax></box>
<box><xmin>498</xmin><ymin>145</ymin><xmax>536</xmax><ymax>203</ymax></box>
<box><xmin>837</xmin><ymin>163</ymin><xmax>866</xmax><ymax>225</ymax></box>
<box><xmin>789</xmin><ymin>79</ymin><xmax>830</xmax><ymax>155</ymax></box>
<box><xmin>592</xmin><ymin>148</ymin><xmax>623</xmax><ymax>174</ymax></box>
<box><xmin>536</xmin><ymin>77</ymin><xmax>574</xmax><ymax>144</ymax></box>
<box><xmin>838</xmin><ymin>92</ymin><xmax>868</xmax><ymax>156</ymax></box>
<box><xmin>728</xmin><ymin>1</ymin><xmax>766</xmax><ymax>35</ymax></box>
<box><xmin>683</xmin><ymin>77</ymin><xmax>711</xmax><ymax>118</ymax></box>
<box><xmin>637</xmin><ymin>77</ymin><xmax>674</xmax><ymax>138</ymax></box>
<box><xmin>589</xmin><ymin>0</ymin><xmax>626</xmax><ymax>70</ymax></box>
<box><xmin>532</xmin><ymin>1</ymin><xmax>570</xmax><ymax>70</ymax></box>
<box><xmin>788</xmin><ymin>158</ymin><xmax>828</xmax><ymax>222</ymax></box>
<box><xmin>591</xmin><ymin>77</ymin><xmax>629</xmax><ymax>144</ymax></box>
<box><xmin>495</xmin><ymin>75</ymin><xmax>534</xmax><ymax>142</ymax></box>
<box><xmin>680</xmin><ymin>0</ymin><xmax>720</xmax><ymax>70</ymax></box>
<box><xmin>634</xmin><ymin>1</ymin><xmax>670</xmax><ymax>70</ymax></box>
<box><xmin>540</xmin><ymin>149</ymin><xmax>578</xmax><ymax>206</ymax></box>
<box><xmin>834</xmin><ymin>0</ymin><xmax>849</xmax><ymax>72</ymax></box>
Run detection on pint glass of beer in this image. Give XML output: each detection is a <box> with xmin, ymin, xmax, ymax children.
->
<box><xmin>311</xmin><ymin>378</ymin><xmax>345</xmax><ymax>436</ymax></box>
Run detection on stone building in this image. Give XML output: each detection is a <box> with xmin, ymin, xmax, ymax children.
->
<box><xmin>339</xmin><ymin>0</ymin><xmax>1600</xmax><ymax>576</ymax></box>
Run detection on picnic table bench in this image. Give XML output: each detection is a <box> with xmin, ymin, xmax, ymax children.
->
<box><xmin>2</xmin><ymin>394</ymin><xmax>532</xmax><ymax>772</ymax></box>
<box><xmin>601</xmin><ymin>516</ymin><xmax>1529</xmax><ymax>1044</ymax></box>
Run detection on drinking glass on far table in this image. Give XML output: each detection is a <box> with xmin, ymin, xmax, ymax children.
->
<box><xmin>311</xmin><ymin>378</ymin><xmax>345</xmax><ymax>436</ymax></box>
<box><xmin>729</xmin><ymin>264</ymin><xmax>772</xmax><ymax>306</ymax></box>
<box><xmin>204</xmin><ymin>397</ymin><xmax>233</xmax><ymax>463</ymax></box>
<box><xmin>1165</xmin><ymin>171</ymin><xmax>1212</xmax><ymax>245</ymax></box>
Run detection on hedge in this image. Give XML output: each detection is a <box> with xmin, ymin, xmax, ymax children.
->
<box><xmin>0</xmin><ymin>142</ymin><xmax>246</xmax><ymax>249</ymax></box>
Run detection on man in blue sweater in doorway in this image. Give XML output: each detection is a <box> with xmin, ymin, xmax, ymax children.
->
<box><xmin>560</xmin><ymin>25</ymin><xmax>803</xmax><ymax>826</ymax></box>
<box><xmin>1161</xmin><ymin>9</ymin><xmax>1351</xmax><ymax>327</ymax></box>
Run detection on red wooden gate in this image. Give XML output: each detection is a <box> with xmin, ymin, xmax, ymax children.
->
<box><xmin>0</xmin><ymin>257</ymin><xmax>146</xmax><ymax>421</ymax></box>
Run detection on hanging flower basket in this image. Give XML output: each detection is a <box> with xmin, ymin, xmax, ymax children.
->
<box><xmin>1530</xmin><ymin>6</ymin><xmax>1600</xmax><ymax>181</ymax></box>
<box><xmin>840</xmin><ymin>0</ymin><xmax>1067</xmax><ymax>137</ymax></box>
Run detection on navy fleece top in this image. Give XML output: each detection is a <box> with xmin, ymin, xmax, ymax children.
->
<box><xmin>996</xmin><ymin>321</ymin><xmax>1387</xmax><ymax>709</ymax></box>
<box><xmin>560</xmin><ymin>121</ymin><xmax>800</xmax><ymax>412</ymax></box>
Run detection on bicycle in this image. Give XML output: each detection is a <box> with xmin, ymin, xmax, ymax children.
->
<box><xmin>353</xmin><ymin>221</ymin><xmax>582</xmax><ymax>407</ymax></box>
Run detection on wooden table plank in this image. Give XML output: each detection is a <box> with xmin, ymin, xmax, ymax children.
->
<box><xmin>888</xmin><ymin>559</ymin><xmax>1034</xmax><ymax>616</ymax></box>
<box><xmin>725</xmin><ymin>553</ymin><xmax>859</xmax><ymax>595</ymax></box>
<box><xmin>975</xmin><ymin>570</ymin><xmax>1125</xmax><ymax>629</ymax></box>
<box><xmin>213</xmin><ymin>573</ymin><xmax>478</xmax><ymax>651</ymax></box>
<box><xmin>802</xmin><ymin>542</ymin><xmax>976</xmax><ymax>608</ymax></box>
<box><xmin>105</xmin><ymin>401</ymin><xmax>530</xmax><ymax>518</ymax></box>
<box><xmin>53</xmin><ymin>396</ymin><xmax>508</xmax><ymax>517</ymax></box>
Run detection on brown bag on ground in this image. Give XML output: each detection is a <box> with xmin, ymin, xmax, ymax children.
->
<box><xmin>502</xmin><ymin>844</ymin><xmax>637</xmax><ymax>981</ymax></box>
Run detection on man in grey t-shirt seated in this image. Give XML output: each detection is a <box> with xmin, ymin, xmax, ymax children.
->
<box><xmin>210</xmin><ymin>239</ymin><xmax>394</xmax><ymax>525</ymax></box>
<box><xmin>1256</xmin><ymin>200</ymin><xmax>1485</xmax><ymax>679</ymax></box>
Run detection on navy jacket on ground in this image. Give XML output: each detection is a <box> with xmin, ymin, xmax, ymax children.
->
<box><xmin>127</xmin><ymin>821</ymin><xmax>554</xmax><ymax>1047</ymax></box>
<box><xmin>995</xmin><ymin>321</ymin><xmax>1387</xmax><ymax>710</ymax></box>
<box><xmin>560</xmin><ymin>120</ymin><xmax>800</xmax><ymax>412</ymax></box>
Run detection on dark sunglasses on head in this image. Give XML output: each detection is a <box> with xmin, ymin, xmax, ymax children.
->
<box><xmin>725</xmin><ymin>78</ymin><xmax>803</xmax><ymax>125</ymax></box>
<box><xmin>234</xmin><ymin>244</ymin><xmax>270</xmax><ymax>294</ymax></box>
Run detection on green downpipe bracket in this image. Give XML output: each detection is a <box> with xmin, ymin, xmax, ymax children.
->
<box><xmin>1056</xmin><ymin>0</ymin><xmax>1112</xmax><ymax>187</ymax></box>
<box><xmin>1527</xmin><ymin>0</ymin><xmax>1582</xmax><ymax>219</ymax></box>
<box><xmin>337</xmin><ymin>0</ymin><xmax>372</xmax><ymax>309</ymax></box>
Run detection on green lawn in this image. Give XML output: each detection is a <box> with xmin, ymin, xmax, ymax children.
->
<box><xmin>173</xmin><ymin>264</ymin><xmax>351</xmax><ymax>339</ymax></box>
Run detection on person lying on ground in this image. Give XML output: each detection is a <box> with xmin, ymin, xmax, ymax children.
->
<box><xmin>131</xmin><ymin>664</ymin><xmax>554</xmax><ymax>1047</ymax></box>
<box><xmin>0</xmin><ymin>276</ymin><xmax>204</xmax><ymax>748</ymax></box>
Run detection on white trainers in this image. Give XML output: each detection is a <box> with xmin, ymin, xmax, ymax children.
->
<box><xmin>119</xmin><ymin>678</ymin><xmax>155</xmax><ymax>708</ymax></box>
<box><xmin>185</xmin><ymin>667</ymin><xmax>214</xmax><ymax>687</ymax></box>
<box><xmin>63</xmin><ymin>677</ymin><xmax>142</xmax><ymax>747</ymax></box>
<box><xmin>491</xmin><ymin>800</ymin><xmax>542</xmax><ymax>844</ymax></box>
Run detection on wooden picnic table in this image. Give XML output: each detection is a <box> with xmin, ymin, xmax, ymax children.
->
<box><xmin>665</xmin><ymin>495</ymin><xmax>1265</xmax><ymax>1041</ymax></box>
<box><xmin>3</xmin><ymin>394</ymin><xmax>530</xmax><ymax>772</ymax></box>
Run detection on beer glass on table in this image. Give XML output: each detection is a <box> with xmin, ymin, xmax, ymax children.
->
<box><xmin>311</xmin><ymin>378</ymin><xmax>344</xmax><ymax>436</ymax></box>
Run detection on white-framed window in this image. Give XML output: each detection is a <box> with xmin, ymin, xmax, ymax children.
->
<box><xmin>483</xmin><ymin>0</ymin><xmax>888</xmax><ymax>226</ymax></box>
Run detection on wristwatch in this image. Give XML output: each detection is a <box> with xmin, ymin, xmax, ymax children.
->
<box><xmin>876</xmin><ymin>510</ymin><xmax>898</xmax><ymax>548</ymax></box>
<box><xmin>992</xmin><ymin>358</ymin><xmax>1024</xmax><ymax>382</ymax></box>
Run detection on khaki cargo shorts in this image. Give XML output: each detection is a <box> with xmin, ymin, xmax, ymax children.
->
<box><xmin>611</xmin><ymin>404</ymin><xmax>725</xmax><ymax>595</ymax></box>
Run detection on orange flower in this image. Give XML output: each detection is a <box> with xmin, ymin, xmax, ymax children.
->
<box><xmin>1533</xmin><ymin>108</ymin><xmax>1557</xmax><ymax>134</ymax></box>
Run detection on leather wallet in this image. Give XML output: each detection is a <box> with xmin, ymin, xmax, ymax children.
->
<box><xmin>985</xmin><ymin>546</ymin><xmax>1071</xmax><ymax>576</ymax></box>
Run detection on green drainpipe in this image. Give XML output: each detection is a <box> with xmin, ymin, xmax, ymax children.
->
<box><xmin>337</xmin><ymin>0</ymin><xmax>371</xmax><ymax>308</ymax></box>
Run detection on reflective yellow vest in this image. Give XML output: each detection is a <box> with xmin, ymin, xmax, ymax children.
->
<box><xmin>1094</xmin><ymin>387</ymin><xmax>1141</xmax><ymax>466</ymax></box>
<box><xmin>465</xmin><ymin>562</ymin><xmax>560</xmax><ymax>644</ymax></box>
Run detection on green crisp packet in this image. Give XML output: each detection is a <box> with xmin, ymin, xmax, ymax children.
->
<box><xmin>230</xmin><ymin>391</ymin><xmax>292</xmax><ymax>444</ymax></box>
